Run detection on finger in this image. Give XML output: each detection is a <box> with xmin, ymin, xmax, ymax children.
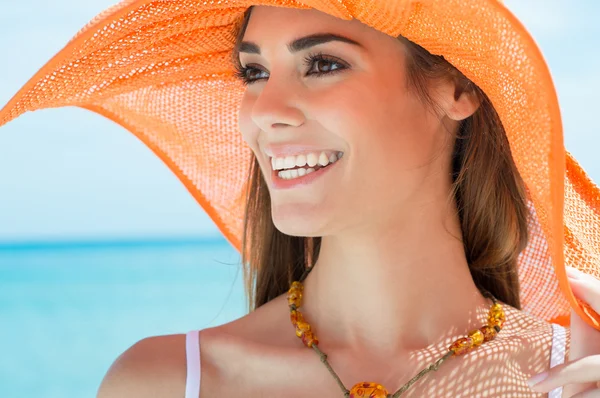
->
<box><xmin>569</xmin><ymin>277</ymin><xmax>600</xmax><ymax>319</ymax></box>
<box><xmin>565</xmin><ymin>266</ymin><xmax>599</xmax><ymax>285</ymax></box>
<box><xmin>572</xmin><ymin>388</ymin><xmax>600</xmax><ymax>398</ymax></box>
<box><xmin>566</xmin><ymin>266</ymin><xmax>599</xmax><ymax>283</ymax></box>
<box><xmin>569</xmin><ymin>307</ymin><xmax>600</xmax><ymax>361</ymax></box>
<box><xmin>528</xmin><ymin>355</ymin><xmax>600</xmax><ymax>393</ymax></box>
<box><xmin>564</xmin><ymin>379</ymin><xmax>600</xmax><ymax>398</ymax></box>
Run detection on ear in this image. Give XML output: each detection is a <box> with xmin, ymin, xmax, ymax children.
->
<box><xmin>435</xmin><ymin>79</ymin><xmax>481</xmax><ymax>121</ymax></box>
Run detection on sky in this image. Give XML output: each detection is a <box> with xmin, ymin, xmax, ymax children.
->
<box><xmin>0</xmin><ymin>0</ymin><xmax>598</xmax><ymax>243</ymax></box>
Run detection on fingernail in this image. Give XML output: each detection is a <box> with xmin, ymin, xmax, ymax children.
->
<box><xmin>566</xmin><ymin>266</ymin><xmax>581</xmax><ymax>279</ymax></box>
<box><xmin>527</xmin><ymin>371</ymin><xmax>548</xmax><ymax>389</ymax></box>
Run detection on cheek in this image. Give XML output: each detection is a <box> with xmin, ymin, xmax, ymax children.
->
<box><xmin>238</xmin><ymin>95</ymin><xmax>274</xmax><ymax>181</ymax></box>
<box><xmin>378</xmin><ymin>99</ymin><xmax>441</xmax><ymax>170</ymax></box>
<box><xmin>315</xmin><ymin>78</ymin><xmax>439</xmax><ymax>173</ymax></box>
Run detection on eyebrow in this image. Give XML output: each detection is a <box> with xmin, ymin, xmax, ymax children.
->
<box><xmin>238</xmin><ymin>33</ymin><xmax>363</xmax><ymax>55</ymax></box>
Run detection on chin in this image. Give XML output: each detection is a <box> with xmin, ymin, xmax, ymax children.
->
<box><xmin>271</xmin><ymin>208</ymin><xmax>328</xmax><ymax>238</ymax></box>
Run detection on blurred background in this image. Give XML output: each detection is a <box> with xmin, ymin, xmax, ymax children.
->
<box><xmin>0</xmin><ymin>1</ymin><xmax>598</xmax><ymax>397</ymax></box>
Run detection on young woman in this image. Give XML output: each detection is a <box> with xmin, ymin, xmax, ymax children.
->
<box><xmin>2</xmin><ymin>1</ymin><xmax>600</xmax><ymax>397</ymax></box>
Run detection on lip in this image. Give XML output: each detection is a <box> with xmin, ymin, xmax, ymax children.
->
<box><xmin>263</xmin><ymin>144</ymin><xmax>342</xmax><ymax>158</ymax></box>
<box><xmin>270</xmin><ymin>159</ymin><xmax>342</xmax><ymax>190</ymax></box>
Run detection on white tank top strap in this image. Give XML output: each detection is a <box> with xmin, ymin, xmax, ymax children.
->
<box><xmin>548</xmin><ymin>323</ymin><xmax>568</xmax><ymax>398</ymax></box>
<box><xmin>185</xmin><ymin>330</ymin><xmax>201</xmax><ymax>398</ymax></box>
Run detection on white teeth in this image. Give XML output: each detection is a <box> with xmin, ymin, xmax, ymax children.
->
<box><xmin>318</xmin><ymin>152</ymin><xmax>329</xmax><ymax>166</ymax></box>
<box><xmin>295</xmin><ymin>154</ymin><xmax>307</xmax><ymax>167</ymax></box>
<box><xmin>278</xmin><ymin>170</ymin><xmax>287</xmax><ymax>179</ymax></box>
<box><xmin>284</xmin><ymin>156</ymin><xmax>296</xmax><ymax>169</ymax></box>
<box><xmin>270</xmin><ymin>151</ymin><xmax>344</xmax><ymax>173</ymax></box>
<box><xmin>277</xmin><ymin>167</ymin><xmax>316</xmax><ymax>180</ymax></box>
<box><xmin>306</xmin><ymin>153</ymin><xmax>319</xmax><ymax>168</ymax></box>
<box><xmin>275</xmin><ymin>157</ymin><xmax>285</xmax><ymax>170</ymax></box>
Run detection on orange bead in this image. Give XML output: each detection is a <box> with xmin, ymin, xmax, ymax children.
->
<box><xmin>291</xmin><ymin>281</ymin><xmax>304</xmax><ymax>291</ymax></box>
<box><xmin>488</xmin><ymin>317</ymin><xmax>505</xmax><ymax>329</ymax></box>
<box><xmin>287</xmin><ymin>285</ymin><xmax>301</xmax><ymax>295</ymax></box>
<box><xmin>301</xmin><ymin>330</ymin><xmax>318</xmax><ymax>347</ymax></box>
<box><xmin>287</xmin><ymin>288</ymin><xmax>303</xmax><ymax>308</ymax></box>
<box><xmin>488</xmin><ymin>304</ymin><xmax>504</xmax><ymax>318</ymax></box>
<box><xmin>488</xmin><ymin>307</ymin><xmax>505</xmax><ymax>329</ymax></box>
<box><xmin>290</xmin><ymin>310</ymin><xmax>304</xmax><ymax>326</ymax></box>
<box><xmin>468</xmin><ymin>329</ymin><xmax>484</xmax><ymax>346</ymax></box>
<box><xmin>479</xmin><ymin>325</ymin><xmax>497</xmax><ymax>342</ymax></box>
<box><xmin>349</xmin><ymin>382</ymin><xmax>389</xmax><ymax>398</ymax></box>
<box><xmin>489</xmin><ymin>306</ymin><xmax>504</xmax><ymax>317</ymax></box>
<box><xmin>449</xmin><ymin>337</ymin><xmax>473</xmax><ymax>355</ymax></box>
<box><xmin>295</xmin><ymin>320</ymin><xmax>311</xmax><ymax>337</ymax></box>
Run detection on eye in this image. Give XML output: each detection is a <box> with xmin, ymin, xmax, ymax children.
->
<box><xmin>233</xmin><ymin>64</ymin><xmax>268</xmax><ymax>84</ymax></box>
<box><xmin>233</xmin><ymin>52</ymin><xmax>348</xmax><ymax>86</ymax></box>
<box><xmin>303</xmin><ymin>52</ymin><xmax>347</xmax><ymax>77</ymax></box>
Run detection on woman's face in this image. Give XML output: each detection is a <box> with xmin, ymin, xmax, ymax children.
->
<box><xmin>237</xmin><ymin>6</ymin><xmax>461</xmax><ymax>237</ymax></box>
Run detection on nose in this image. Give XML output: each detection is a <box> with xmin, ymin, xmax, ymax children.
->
<box><xmin>250</xmin><ymin>73</ymin><xmax>305</xmax><ymax>132</ymax></box>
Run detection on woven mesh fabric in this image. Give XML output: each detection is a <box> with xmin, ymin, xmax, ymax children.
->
<box><xmin>1</xmin><ymin>0</ymin><xmax>599</xmax><ymax>329</ymax></box>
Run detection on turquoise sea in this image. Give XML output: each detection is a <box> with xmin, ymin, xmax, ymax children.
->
<box><xmin>0</xmin><ymin>238</ymin><xmax>247</xmax><ymax>398</ymax></box>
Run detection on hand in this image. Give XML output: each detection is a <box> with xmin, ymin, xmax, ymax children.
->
<box><xmin>527</xmin><ymin>266</ymin><xmax>600</xmax><ymax>397</ymax></box>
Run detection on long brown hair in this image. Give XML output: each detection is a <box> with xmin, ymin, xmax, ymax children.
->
<box><xmin>232</xmin><ymin>7</ymin><xmax>530</xmax><ymax>312</ymax></box>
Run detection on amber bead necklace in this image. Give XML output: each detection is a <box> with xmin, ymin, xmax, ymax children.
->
<box><xmin>287</xmin><ymin>266</ymin><xmax>505</xmax><ymax>398</ymax></box>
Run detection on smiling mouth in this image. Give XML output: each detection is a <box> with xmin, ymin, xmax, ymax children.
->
<box><xmin>269</xmin><ymin>151</ymin><xmax>343</xmax><ymax>179</ymax></box>
<box><xmin>269</xmin><ymin>155</ymin><xmax>343</xmax><ymax>190</ymax></box>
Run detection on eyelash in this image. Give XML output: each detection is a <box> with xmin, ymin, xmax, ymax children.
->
<box><xmin>233</xmin><ymin>51</ymin><xmax>348</xmax><ymax>86</ymax></box>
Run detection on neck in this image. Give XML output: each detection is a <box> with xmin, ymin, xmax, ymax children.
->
<box><xmin>301</xmin><ymin>200</ymin><xmax>490</xmax><ymax>357</ymax></box>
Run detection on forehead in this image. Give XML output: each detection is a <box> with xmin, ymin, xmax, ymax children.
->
<box><xmin>242</xmin><ymin>6</ymin><xmax>373</xmax><ymax>43</ymax></box>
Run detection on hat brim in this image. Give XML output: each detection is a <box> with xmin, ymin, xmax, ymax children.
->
<box><xmin>1</xmin><ymin>0</ymin><xmax>599</xmax><ymax>330</ymax></box>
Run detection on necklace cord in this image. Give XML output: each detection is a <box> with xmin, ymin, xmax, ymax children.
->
<box><xmin>290</xmin><ymin>265</ymin><xmax>504</xmax><ymax>397</ymax></box>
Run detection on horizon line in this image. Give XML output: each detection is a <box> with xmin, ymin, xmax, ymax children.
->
<box><xmin>0</xmin><ymin>235</ymin><xmax>231</xmax><ymax>251</ymax></box>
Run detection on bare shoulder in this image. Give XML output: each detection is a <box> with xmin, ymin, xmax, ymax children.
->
<box><xmin>96</xmin><ymin>333</ymin><xmax>187</xmax><ymax>398</ymax></box>
<box><xmin>490</xmin><ymin>304</ymin><xmax>570</xmax><ymax>371</ymax></box>
<box><xmin>95</xmin><ymin>296</ymin><xmax>292</xmax><ymax>398</ymax></box>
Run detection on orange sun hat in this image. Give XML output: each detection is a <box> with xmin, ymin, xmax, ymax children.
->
<box><xmin>1</xmin><ymin>0</ymin><xmax>599</xmax><ymax>330</ymax></box>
